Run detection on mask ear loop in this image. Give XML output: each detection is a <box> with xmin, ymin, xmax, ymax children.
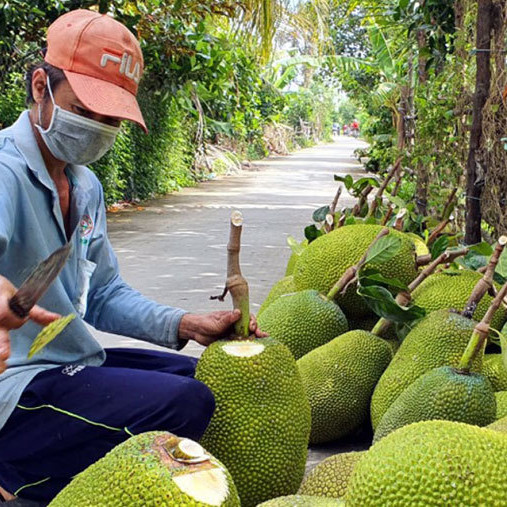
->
<box><xmin>38</xmin><ymin>74</ymin><xmax>55</xmax><ymax>127</ymax></box>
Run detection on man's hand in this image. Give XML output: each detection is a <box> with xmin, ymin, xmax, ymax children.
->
<box><xmin>178</xmin><ymin>310</ymin><xmax>268</xmax><ymax>347</ymax></box>
<box><xmin>0</xmin><ymin>275</ymin><xmax>61</xmax><ymax>372</ymax></box>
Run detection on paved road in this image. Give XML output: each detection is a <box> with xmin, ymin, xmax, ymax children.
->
<box><xmin>94</xmin><ymin>135</ymin><xmax>370</xmax><ymax>468</ymax></box>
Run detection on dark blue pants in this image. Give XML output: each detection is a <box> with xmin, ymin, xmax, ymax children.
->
<box><xmin>0</xmin><ymin>348</ymin><xmax>215</xmax><ymax>502</ymax></box>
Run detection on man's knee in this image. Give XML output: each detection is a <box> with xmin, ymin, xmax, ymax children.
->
<box><xmin>170</xmin><ymin>379</ymin><xmax>215</xmax><ymax>440</ymax></box>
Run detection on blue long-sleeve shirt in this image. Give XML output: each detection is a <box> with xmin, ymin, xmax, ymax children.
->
<box><xmin>0</xmin><ymin>111</ymin><xmax>187</xmax><ymax>430</ymax></box>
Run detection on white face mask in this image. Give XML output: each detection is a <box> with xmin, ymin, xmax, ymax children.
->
<box><xmin>36</xmin><ymin>77</ymin><xmax>120</xmax><ymax>165</ymax></box>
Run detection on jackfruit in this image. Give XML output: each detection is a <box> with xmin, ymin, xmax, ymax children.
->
<box><xmin>258</xmin><ymin>495</ymin><xmax>343</xmax><ymax>506</ymax></box>
<box><xmin>293</xmin><ymin>224</ymin><xmax>417</xmax><ymax>318</ymax></box>
<box><xmin>495</xmin><ymin>391</ymin><xmax>507</xmax><ymax>419</ymax></box>
<box><xmin>411</xmin><ymin>270</ymin><xmax>507</xmax><ymax>331</ymax></box>
<box><xmin>258</xmin><ymin>290</ymin><xmax>348</xmax><ymax>359</ymax></box>
<box><xmin>488</xmin><ymin>415</ymin><xmax>507</xmax><ymax>433</ymax></box>
<box><xmin>346</xmin><ymin>420</ymin><xmax>507</xmax><ymax>506</ymax></box>
<box><xmin>405</xmin><ymin>232</ymin><xmax>429</xmax><ymax>257</ymax></box>
<box><xmin>49</xmin><ymin>432</ymin><xmax>240</xmax><ymax>507</ymax></box>
<box><xmin>298</xmin><ymin>451</ymin><xmax>365</xmax><ymax>498</ymax></box>
<box><xmin>285</xmin><ymin>240</ymin><xmax>309</xmax><ymax>276</ymax></box>
<box><xmin>370</xmin><ymin>309</ymin><xmax>480</xmax><ymax>429</ymax></box>
<box><xmin>195</xmin><ymin>338</ymin><xmax>311</xmax><ymax>507</ymax></box>
<box><xmin>258</xmin><ymin>275</ymin><xmax>297</xmax><ymax>317</ymax></box>
<box><xmin>298</xmin><ymin>330</ymin><xmax>392</xmax><ymax>443</ymax></box>
<box><xmin>373</xmin><ymin>366</ymin><xmax>496</xmax><ymax>443</ymax></box>
<box><xmin>483</xmin><ymin>354</ymin><xmax>507</xmax><ymax>391</ymax></box>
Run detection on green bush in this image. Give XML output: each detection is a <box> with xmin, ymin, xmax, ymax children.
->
<box><xmin>90</xmin><ymin>84</ymin><xmax>197</xmax><ymax>205</ymax></box>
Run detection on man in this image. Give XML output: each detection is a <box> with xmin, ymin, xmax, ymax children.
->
<box><xmin>0</xmin><ymin>9</ymin><xmax>263</xmax><ymax>503</ymax></box>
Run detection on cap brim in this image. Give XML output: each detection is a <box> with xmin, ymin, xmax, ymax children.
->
<box><xmin>64</xmin><ymin>70</ymin><xmax>147</xmax><ymax>133</ymax></box>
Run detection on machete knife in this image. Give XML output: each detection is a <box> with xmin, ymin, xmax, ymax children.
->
<box><xmin>8</xmin><ymin>243</ymin><xmax>72</xmax><ymax>319</ymax></box>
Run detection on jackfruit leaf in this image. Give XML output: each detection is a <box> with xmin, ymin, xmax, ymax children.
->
<box><xmin>496</xmin><ymin>250</ymin><xmax>507</xmax><ymax>279</ymax></box>
<box><xmin>313</xmin><ymin>205</ymin><xmax>330</xmax><ymax>223</ymax></box>
<box><xmin>304</xmin><ymin>225</ymin><xmax>324</xmax><ymax>243</ymax></box>
<box><xmin>334</xmin><ymin>174</ymin><xmax>354</xmax><ymax>190</ymax></box>
<box><xmin>384</xmin><ymin>191</ymin><xmax>407</xmax><ymax>210</ymax></box>
<box><xmin>430</xmin><ymin>235</ymin><xmax>449</xmax><ymax>259</ymax></box>
<box><xmin>286</xmin><ymin>236</ymin><xmax>305</xmax><ymax>256</ymax></box>
<box><xmin>357</xmin><ymin>285</ymin><xmax>426</xmax><ymax>323</ymax></box>
<box><xmin>365</xmin><ymin>235</ymin><xmax>402</xmax><ymax>265</ymax></box>
<box><xmin>354</xmin><ymin>177</ymin><xmax>379</xmax><ymax>189</ymax></box>
<box><xmin>469</xmin><ymin>242</ymin><xmax>494</xmax><ymax>256</ymax></box>
<box><xmin>359</xmin><ymin>268</ymin><xmax>409</xmax><ymax>291</ymax></box>
<box><xmin>457</xmin><ymin>250</ymin><xmax>488</xmax><ymax>271</ymax></box>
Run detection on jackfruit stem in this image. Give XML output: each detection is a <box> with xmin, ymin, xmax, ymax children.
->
<box><xmin>371</xmin><ymin>248</ymin><xmax>469</xmax><ymax>337</ymax></box>
<box><xmin>462</xmin><ymin>236</ymin><xmax>507</xmax><ymax>319</ymax></box>
<box><xmin>324</xmin><ymin>186</ymin><xmax>343</xmax><ymax>232</ymax></box>
<box><xmin>427</xmin><ymin>216</ymin><xmax>453</xmax><ymax>246</ymax></box>
<box><xmin>224</xmin><ymin>211</ymin><xmax>250</xmax><ymax>339</ymax></box>
<box><xmin>441</xmin><ymin>187</ymin><xmax>458</xmax><ymax>221</ymax></box>
<box><xmin>326</xmin><ymin>228</ymin><xmax>390</xmax><ymax>301</ymax></box>
<box><xmin>393</xmin><ymin>209</ymin><xmax>407</xmax><ymax>231</ymax></box>
<box><xmin>367</xmin><ymin>159</ymin><xmax>401</xmax><ymax>218</ymax></box>
<box><xmin>458</xmin><ymin>281</ymin><xmax>507</xmax><ymax>372</ymax></box>
<box><xmin>352</xmin><ymin>184</ymin><xmax>374</xmax><ymax>217</ymax></box>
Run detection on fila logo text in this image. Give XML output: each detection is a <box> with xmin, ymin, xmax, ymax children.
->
<box><xmin>100</xmin><ymin>52</ymin><xmax>141</xmax><ymax>84</ymax></box>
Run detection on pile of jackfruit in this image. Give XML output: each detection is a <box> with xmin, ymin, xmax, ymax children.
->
<box><xmin>49</xmin><ymin>223</ymin><xmax>507</xmax><ymax>506</ymax></box>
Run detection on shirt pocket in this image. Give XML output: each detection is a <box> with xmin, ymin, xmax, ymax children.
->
<box><xmin>74</xmin><ymin>258</ymin><xmax>97</xmax><ymax>318</ymax></box>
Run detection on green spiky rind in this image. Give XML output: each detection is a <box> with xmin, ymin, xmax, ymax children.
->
<box><xmin>195</xmin><ymin>338</ymin><xmax>311</xmax><ymax>507</ymax></box>
<box><xmin>348</xmin><ymin>318</ymin><xmax>399</xmax><ymax>353</ymax></box>
<box><xmin>258</xmin><ymin>495</ymin><xmax>343</xmax><ymax>506</ymax></box>
<box><xmin>373</xmin><ymin>366</ymin><xmax>496</xmax><ymax>443</ymax></box>
<box><xmin>257</xmin><ymin>276</ymin><xmax>297</xmax><ymax>318</ymax></box>
<box><xmin>488</xmin><ymin>415</ymin><xmax>507</xmax><ymax>433</ymax></box>
<box><xmin>28</xmin><ymin>314</ymin><xmax>76</xmax><ymax>359</ymax></box>
<box><xmin>346</xmin><ymin>420</ymin><xmax>507</xmax><ymax>506</ymax></box>
<box><xmin>495</xmin><ymin>391</ymin><xmax>507</xmax><ymax>420</ymax></box>
<box><xmin>370</xmin><ymin>309</ymin><xmax>481</xmax><ymax>429</ymax></box>
<box><xmin>405</xmin><ymin>232</ymin><xmax>429</xmax><ymax>257</ymax></box>
<box><xmin>258</xmin><ymin>290</ymin><xmax>348</xmax><ymax>359</ymax></box>
<box><xmin>49</xmin><ymin>432</ymin><xmax>240</xmax><ymax>507</ymax></box>
<box><xmin>298</xmin><ymin>331</ymin><xmax>392</xmax><ymax>444</ymax></box>
<box><xmin>298</xmin><ymin>451</ymin><xmax>365</xmax><ymax>498</ymax></box>
<box><xmin>293</xmin><ymin>224</ymin><xmax>417</xmax><ymax>319</ymax></box>
<box><xmin>482</xmin><ymin>354</ymin><xmax>507</xmax><ymax>392</ymax></box>
<box><xmin>410</xmin><ymin>270</ymin><xmax>507</xmax><ymax>331</ymax></box>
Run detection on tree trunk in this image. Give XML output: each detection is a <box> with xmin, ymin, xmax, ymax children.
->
<box><xmin>465</xmin><ymin>0</ymin><xmax>493</xmax><ymax>244</ymax></box>
<box><xmin>415</xmin><ymin>30</ymin><xmax>429</xmax><ymax>216</ymax></box>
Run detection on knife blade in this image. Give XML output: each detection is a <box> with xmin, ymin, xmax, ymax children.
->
<box><xmin>8</xmin><ymin>243</ymin><xmax>72</xmax><ymax>319</ymax></box>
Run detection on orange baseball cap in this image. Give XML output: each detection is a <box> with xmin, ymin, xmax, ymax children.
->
<box><xmin>44</xmin><ymin>9</ymin><xmax>147</xmax><ymax>132</ymax></box>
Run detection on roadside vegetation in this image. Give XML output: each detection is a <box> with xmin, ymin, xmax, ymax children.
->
<box><xmin>1</xmin><ymin>0</ymin><xmax>505</xmax><ymax>241</ymax></box>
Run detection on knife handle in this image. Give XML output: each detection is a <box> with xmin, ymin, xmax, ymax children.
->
<box><xmin>8</xmin><ymin>296</ymin><xmax>30</xmax><ymax>319</ymax></box>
